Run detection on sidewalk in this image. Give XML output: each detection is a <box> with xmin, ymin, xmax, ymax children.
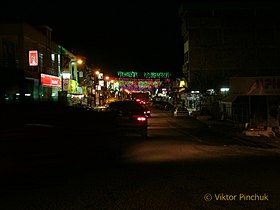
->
<box><xmin>196</xmin><ymin>115</ymin><xmax>280</xmax><ymax>149</ymax></box>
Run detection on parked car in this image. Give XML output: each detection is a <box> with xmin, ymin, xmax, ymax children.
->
<box><xmin>173</xmin><ymin>106</ymin><xmax>189</xmax><ymax>118</ymax></box>
<box><xmin>164</xmin><ymin>102</ymin><xmax>175</xmax><ymax>111</ymax></box>
<box><xmin>143</xmin><ymin>106</ymin><xmax>151</xmax><ymax>117</ymax></box>
<box><xmin>93</xmin><ymin>105</ymin><xmax>108</xmax><ymax>112</ymax></box>
<box><xmin>153</xmin><ymin>101</ymin><xmax>173</xmax><ymax>111</ymax></box>
<box><xmin>106</xmin><ymin>100</ymin><xmax>148</xmax><ymax>138</ymax></box>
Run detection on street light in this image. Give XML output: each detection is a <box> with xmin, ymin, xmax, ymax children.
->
<box><xmin>93</xmin><ymin>70</ymin><xmax>100</xmax><ymax>107</ymax></box>
<box><xmin>77</xmin><ymin>58</ymin><xmax>83</xmax><ymax>65</ymax></box>
<box><xmin>104</xmin><ymin>76</ymin><xmax>110</xmax><ymax>100</ymax></box>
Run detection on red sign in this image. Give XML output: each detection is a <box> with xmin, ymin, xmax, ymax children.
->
<box><xmin>29</xmin><ymin>50</ymin><xmax>38</xmax><ymax>66</ymax></box>
<box><xmin>41</xmin><ymin>73</ymin><xmax>61</xmax><ymax>87</ymax></box>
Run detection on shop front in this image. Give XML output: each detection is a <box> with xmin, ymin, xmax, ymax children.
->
<box><xmin>229</xmin><ymin>76</ymin><xmax>280</xmax><ymax>133</ymax></box>
<box><xmin>40</xmin><ymin>73</ymin><xmax>61</xmax><ymax>102</ymax></box>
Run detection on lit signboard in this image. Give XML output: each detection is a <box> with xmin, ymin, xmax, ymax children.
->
<box><xmin>29</xmin><ymin>50</ymin><xmax>38</xmax><ymax>66</ymax></box>
<box><xmin>116</xmin><ymin>71</ymin><xmax>171</xmax><ymax>78</ymax></box>
<box><xmin>98</xmin><ymin>72</ymin><xmax>104</xmax><ymax>80</ymax></box>
<box><xmin>112</xmin><ymin>78</ymin><xmax>161</xmax><ymax>91</ymax></box>
<box><xmin>41</xmin><ymin>73</ymin><xmax>61</xmax><ymax>87</ymax></box>
<box><xmin>99</xmin><ymin>80</ymin><xmax>104</xmax><ymax>86</ymax></box>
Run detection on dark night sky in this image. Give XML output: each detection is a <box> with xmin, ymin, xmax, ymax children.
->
<box><xmin>1</xmin><ymin>0</ymin><xmax>184</xmax><ymax>77</ymax></box>
<box><xmin>1</xmin><ymin>0</ymin><xmax>279</xmax><ymax>78</ymax></box>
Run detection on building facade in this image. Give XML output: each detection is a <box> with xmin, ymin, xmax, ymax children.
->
<box><xmin>179</xmin><ymin>1</ymin><xmax>280</xmax><ymax>93</ymax></box>
<box><xmin>0</xmin><ymin>22</ymin><xmax>82</xmax><ymax>105</ymax></box>
<box><xmin>179</xmin><ymin>1</ymin><xmax>280</xmax><ymax>130</ymax></box>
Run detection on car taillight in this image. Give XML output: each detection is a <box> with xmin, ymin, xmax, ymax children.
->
<box><xmin>137</xmin><ymin>117</ymin><xmax>146</xmax><ymax>121</ymax></box>
<box><xmin>134</xmin><ymin>115</ymin><xmax>146</xmax><ymax>121</ymax></box>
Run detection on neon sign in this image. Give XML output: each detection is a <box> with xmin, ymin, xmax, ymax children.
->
<box><xmin>117</xmin><ymin>71</ymin><xmax>171</xmax><ymax>79</ymax></box>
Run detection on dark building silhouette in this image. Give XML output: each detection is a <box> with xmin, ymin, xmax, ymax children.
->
<box><xmin>179</xmin><ymin>0</ymin><xmax>280</xmax><ymax>92</ymax></box>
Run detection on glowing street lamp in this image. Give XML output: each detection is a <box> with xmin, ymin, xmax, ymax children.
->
<box><xmin>77</xmin><ymin>58</ymin><xmax>83</xmax><ymax>65</ymax></box>
<box><xmin>105</xmin><ymin>76</ymin><xmax>110</xmax><ymax>90</ymax></box>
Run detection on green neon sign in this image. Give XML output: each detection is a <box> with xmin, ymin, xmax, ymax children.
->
<box><xmin>117</xmin><ymin>71</ymin><xmax>171</xmax><ymax>78</ymax></box>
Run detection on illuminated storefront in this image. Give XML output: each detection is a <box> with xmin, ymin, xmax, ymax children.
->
<box><xmin>40</xmin><ymin>73</ymin><xmax>61</xmax><ymax>101</ymax></box>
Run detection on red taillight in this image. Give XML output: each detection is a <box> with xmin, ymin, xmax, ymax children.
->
<box><xmin>136</xmin><ymin>116</ymin><xmax>146</xmax><ymax>121</ymax></box>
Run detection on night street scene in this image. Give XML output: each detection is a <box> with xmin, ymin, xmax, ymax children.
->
<box><xmin>1</xmin><ymin>0</ymin><xmax>280</xmax><ymax>209</ymax></box>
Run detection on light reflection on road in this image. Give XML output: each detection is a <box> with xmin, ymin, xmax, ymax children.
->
<box><xmin>122</xmin><ymin>140</ymin><xmax>280</xmax><ymax>163</ymax></box>
<box><xmin>122</xmin><ymin>109</ymin><xmax>280</xmax><ymax>163</ymax></box>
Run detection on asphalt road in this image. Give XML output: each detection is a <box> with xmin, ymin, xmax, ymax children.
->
<box><xmin>0</xmin><ymin>108</ymin><xmax>280</xmax><ymax>210</ymax></box>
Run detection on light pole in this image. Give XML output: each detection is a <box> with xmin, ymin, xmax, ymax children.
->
<box><xmin>105</xmin><ymin>76</ymin><xmax>110</xmax><ymax>102</ymax></box>
<box><xmin>94</xmin><ymin>70</ymin><xmax>100</xmax><ymax>107</ymax></box>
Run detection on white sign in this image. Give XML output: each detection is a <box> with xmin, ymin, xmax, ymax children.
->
<box><xmin>63</xmin><ymin>78</ymin><xmax>70</xmax><ymax>91</ymax></box>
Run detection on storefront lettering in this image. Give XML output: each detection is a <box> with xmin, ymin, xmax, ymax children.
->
<box><xmin>51</xmin><ymin>80</ymin><xmax>58</xmax><ymax>85</ymax></box>
<box><xmin>255</xmin><ymin>79</ymin><xmax>280</xmax><ymax>89</ymax></box>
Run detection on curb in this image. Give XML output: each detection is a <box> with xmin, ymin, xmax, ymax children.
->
<box><xmin>197</xmin><ymin>118</ymin><xmax>280</xmax><ymax>149</ymax></box>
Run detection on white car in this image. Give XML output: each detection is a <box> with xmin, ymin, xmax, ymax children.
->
<box><xmin>173</xmin><ymin>107</ymin><xmax>189</xmax><ymax>118</ymax></box>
